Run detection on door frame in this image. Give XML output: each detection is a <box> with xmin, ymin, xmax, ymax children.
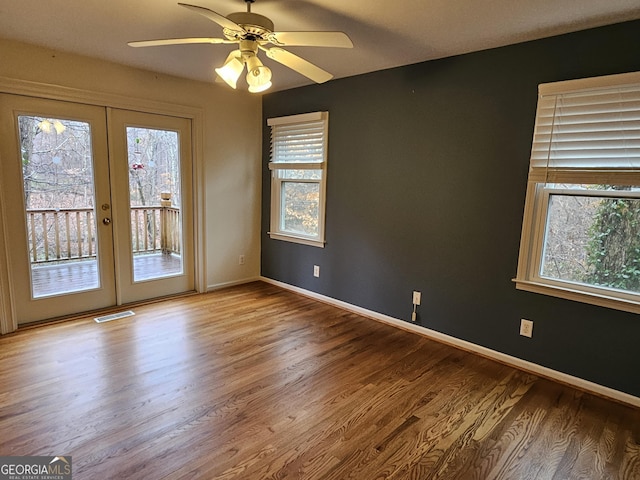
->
<box><xmin>0</xmin><ymin>154</ymin><xmax>14</xmax><ymax>334</ymax></box>
<box><xmin>0</xmin><ymin>77</ymin><xmax>206</xmax><ymax>334</ymax></box>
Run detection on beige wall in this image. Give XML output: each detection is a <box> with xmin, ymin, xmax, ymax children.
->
<box><xmin>0</xmin><ymin>38</ymin><xmax>262</xmax><ymax>295</ymax></box>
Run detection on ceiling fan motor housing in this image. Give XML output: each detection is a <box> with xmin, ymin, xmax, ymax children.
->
<box><xmin>225</xmin><ymin>12</ymin><xmax>274</xmax><ymax>40</ymax></box>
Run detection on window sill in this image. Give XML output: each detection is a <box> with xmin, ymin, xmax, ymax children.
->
<box><xmin>268</xmin><ymin>232</ymin><xmax>325</xmax><ymax>248</ymax></box>
<box><xmin>513</xmin><ymin>278</ymin><xmax>640</xmax><ymax>315</ymax></box>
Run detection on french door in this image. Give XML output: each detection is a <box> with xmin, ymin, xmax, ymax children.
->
<box><xmin>108</xmin><ymin>108</ymin><xmax>194</xmax><ymax>305</ymax></box>
<box><xmin>0</xmin><ymin>94</ymin><xmax>194</xmax><ymax>325</ymax></box>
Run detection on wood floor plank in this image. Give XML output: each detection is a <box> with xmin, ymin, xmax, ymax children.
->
<box><xmin>480</xmin><ymin>384</ymin><xmax>582</xmax><ymax>480</ymax></box>
<box><xmin>0</xmin><ymin>281</ymin><xmax>638</xmax><ymax>479</ymax></box>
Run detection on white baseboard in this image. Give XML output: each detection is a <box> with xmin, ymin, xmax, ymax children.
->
<box><xmin>261</xmin><ymin>276</ymin><xmax>640</xmax><ymax>408</ymax></box>
<box><xmin>207</xmin><ymin>277</ymin><xmax>261</xmax><ymax>292</ymax></box>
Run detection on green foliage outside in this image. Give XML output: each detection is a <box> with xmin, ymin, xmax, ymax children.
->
<box><xmin>585</xmin><ymin>195</ymin><xmax>640</xmax><ymax>292</ymax></box>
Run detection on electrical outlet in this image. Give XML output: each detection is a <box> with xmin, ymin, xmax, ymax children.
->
<box><xmin>412</xmin><ymin>291</ymin><xmax>421</xmax><ymax>305</ymax></box>
<box><xmin>313</xmin><ymin>265</ymin><xmax>320</xmax><ymax>278</ymax></box>
<box><xmin>520</xmin><ymin>319</ymin><xmax>533</xmax><ymax>338</ymax></box>
<box><xmin>239</xmin><ymin>255</ymin><xmax>245</xmax><ymax>265</ymax></box>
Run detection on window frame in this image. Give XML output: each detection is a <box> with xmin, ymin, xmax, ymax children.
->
<box><xmin>267</xmin><ymin>111</ymin><xmax>328</xmax><ymax>248</ymax></box>
<box><xmin>514</xmin><ymin>71</ymin><xmax>640</xmax><ymax>314</ymax></box>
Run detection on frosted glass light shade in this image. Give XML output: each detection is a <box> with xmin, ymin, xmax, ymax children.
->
<box><xmin>215</xmin><ymin>52</ymin><xmax>244</xmax><ymax>89</ymax></box>
<box><xmin>248</xmin><ymin>80</ymin><xmax>272</xmax><ymax>93</ymax></box>
<box><xmin>245</xmin><ymin>54</ymin><xmax>272</xmax><ymax>92</ymax></box>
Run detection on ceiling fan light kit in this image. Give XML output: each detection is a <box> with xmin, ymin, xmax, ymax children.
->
<box><xmin>128</xmin><ymin>0</ymin><xmax>353</xmax><ymax>93</ymax></box>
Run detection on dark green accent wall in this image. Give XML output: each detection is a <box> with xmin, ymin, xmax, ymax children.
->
<box><xmin>261</xmin><ymin>20</ymin><xmax>640</xmax><ymax>397</ymax></box>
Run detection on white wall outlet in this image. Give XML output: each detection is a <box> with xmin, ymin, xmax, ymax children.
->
<box><xmin>313</xmin><ymin>265</ymin><xmax>320</xmax><ymax>277</ymax></box>
<box><xmin>239</xmin><ymin>255</ymin><xmax>245</xmax><ymax>265</ymax></box>
<box><xmin>412</xmin><ymin>291</ymin><xmax>421</xmax><ymax>305</ymax></box>
<box><xmin>520</xmin><ymin>319</ymin><xmax>533</xmax><ymax>338</ymax></box>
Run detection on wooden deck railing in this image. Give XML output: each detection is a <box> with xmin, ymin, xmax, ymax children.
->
<box><xmin>130</xmin><ymin>206</ymin><xmax>181</xmax><ymax>255</ymax></box>
<box><xmin>26</xmin><ymin>205</ymin><xmax>180</xmax><ymax>264</ymax></box>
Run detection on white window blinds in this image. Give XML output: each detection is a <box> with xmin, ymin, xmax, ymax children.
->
<box><xmin>268</xmin><ymin>111</ymin><xmax>328</xmax><ymax>167</ymax></box>
<box><xmin>529</xmin><ymin>71</ymin><xmax>640</xmax><ymax>173</ymax></box>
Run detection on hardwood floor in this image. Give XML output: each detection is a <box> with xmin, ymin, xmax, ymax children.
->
<box><xmin>0</xmin><ymin>282</ymin><xmax>638</xmax><ymax>479</ymax></box>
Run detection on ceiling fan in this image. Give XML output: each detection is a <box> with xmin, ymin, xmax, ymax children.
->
<box><xmin>128</xmin><ymin>0</ymin><xmax>353</xmax><ymax>93</ymax></box>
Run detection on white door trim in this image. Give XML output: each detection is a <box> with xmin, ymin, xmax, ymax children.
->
<box><xmin>0</xmin><ymin>155</ymin><xmax>16</xmax><ymax>334</ymax></box>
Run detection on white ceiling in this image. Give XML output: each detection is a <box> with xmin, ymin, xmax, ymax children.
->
<box><xmin>1</xmin><ymin>0</ymin><xmax>640</xmax><ymax>92</ymax></box>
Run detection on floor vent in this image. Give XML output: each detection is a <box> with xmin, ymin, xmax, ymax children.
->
<box><xmin>94</xmin><ymin>310</ymin><xmax>135</xmax><ymax>323</ymax></box>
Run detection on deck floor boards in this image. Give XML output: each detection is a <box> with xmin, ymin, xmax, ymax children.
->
<box><xmin>31</xmin><ymin>253</ymin><xmax>182</xmax><ymax>296</ymax></box>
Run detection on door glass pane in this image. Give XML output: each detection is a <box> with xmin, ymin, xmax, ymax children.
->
<box><xmin>18</xmin><ymin>116</ymin><xmax>99</xmax><ymax>297</ymax></box>
<box><xmin>126</xmin><ymin>127</ymin><xmax>183</xmax><ymax>282</ymax></box>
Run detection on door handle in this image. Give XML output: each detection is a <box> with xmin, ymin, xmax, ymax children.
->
<box><xmin>102</xmin><ymin>218</ymin><xmax>111</xmax><ymax>225</ymax></box>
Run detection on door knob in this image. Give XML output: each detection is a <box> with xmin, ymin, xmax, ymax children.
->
<box><xmin>102</xmin><ymin>218</ymin><xmax>111</xmax><ymax>225</ymax></box>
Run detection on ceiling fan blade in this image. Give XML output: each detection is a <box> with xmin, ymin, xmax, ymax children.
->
<box><xmin>128</xmin><ymin>37</ymin><xmax>231</xmax><ymax>48</ymax></box>
<box><xmin>263</xmin><ymin>47</ymin><xmax>333</xmax><ymax>84</ymax></box>
<box><xmin>269</xmin><ymin>31</ymin><xmax>353</xmax><ymax>49</ymax></box>
<box><xmin>178</xmin><ymin>3</ymin><xmax>245</xmax><ymax>33</ymax></box>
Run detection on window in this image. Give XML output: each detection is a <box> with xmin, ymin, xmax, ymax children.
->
<box><xmin>267</xmin><ymin>111</ymin><xmax>328</xmax><ymax>247</ymax></box>
<box><xmin>515</xmin><ymin>71</ymin><xmax>640</xmax><ymax>314</ymax></box>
